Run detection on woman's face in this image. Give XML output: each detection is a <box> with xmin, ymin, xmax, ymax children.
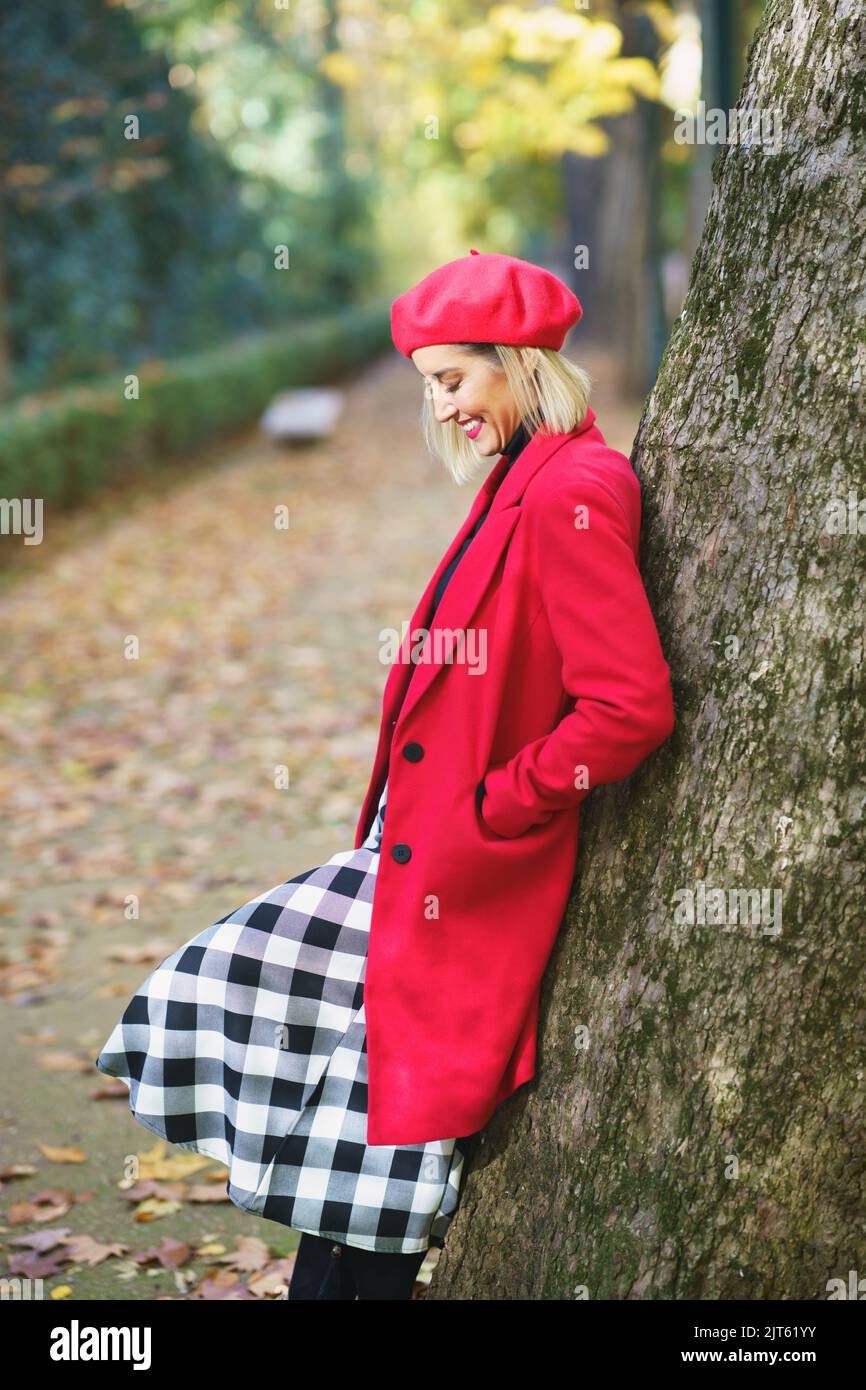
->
<box><xmin>411</xmin><ymin>345</ymin><xmax>521</xmax><ymax>458</ymax></box>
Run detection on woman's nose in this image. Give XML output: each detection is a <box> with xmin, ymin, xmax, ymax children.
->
<box><xmin>429</xmin><ymin>385</ymin><xmax>457</xmax><ymax>423</ymax></box>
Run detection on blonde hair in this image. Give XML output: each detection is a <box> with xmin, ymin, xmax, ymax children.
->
<box><xmin>419</xmin><ymin>344</ymin><xmax>592</xmax><ymax>484</ymax></box>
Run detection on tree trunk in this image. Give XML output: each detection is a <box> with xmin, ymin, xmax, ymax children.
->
<box><xmin>685</xmin><ymin>0</ymin><xmax>747</xmax><ymax>265</ymax></box>
<box><xmin>429</xmin><ymin>0</ymin><xmax>864</xmax><ymax>1301</ymax></box>
<box><xmin>593</xmin><ymin>2</ymin><xmax>667</xmax><ymax>398</ymax></box>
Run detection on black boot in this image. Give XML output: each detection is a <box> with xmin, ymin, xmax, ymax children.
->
<box><xmin>341</xmin><ymin>1243</ymin><xmax>428</xmax><ymax>1301</ymax></box>
<box><xmin>287</xmin><ymin>1233</ymin><xmax>357</xmax><ymax>1300</ymax></box>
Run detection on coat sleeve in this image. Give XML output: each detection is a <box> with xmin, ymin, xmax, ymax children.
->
<box><xmin>479</xmin><ymin>474</ymin><xmax>675</xmax><ymax>839</ymax></box>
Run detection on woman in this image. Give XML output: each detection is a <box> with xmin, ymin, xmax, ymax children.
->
<box><xmin>95</xmin><ymin>250</ymin><xmax>675</xmax><ymax>1301</ymax></box>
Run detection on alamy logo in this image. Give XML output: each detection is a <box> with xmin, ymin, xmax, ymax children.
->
<box><xmin>826</xmin><ymin>1269</ymin><xmax>866</xmax><ymax>1299</ymax></box>
<box><xmin>378</xmin><ymin>622</ymin><xmax>487</xmax><ymax>674</ymax></box>
<box><xmin>673</xmin><ymin>101</ymin><xmax>780</xmax><ymax>147</ymax></box>
<box><xmin>49</xmin><ymin>1320</ymin><xmax>152</xmax><ymax>1370</ymax></box>
<box><xmin>0</xmin><ymin>497</ymin><xmax>43</xmax><ymax>544</ymax></box>
<box><xmin>672</xmin><ymin>880</ymin><xmax>782</xmax><ymax>936</ymax></box>
<box><xmin>1</xmin><ymin>1276</ymin><xmax>44</xmax><ymax>1299</ymax></box>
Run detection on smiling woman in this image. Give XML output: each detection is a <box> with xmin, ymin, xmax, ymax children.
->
<box><xmin>96</xmin><ymin>249</ymin><xmax>675</xmax><ymax>1303</ymax></box>
<box><xmin>414</xmin><ymin>340</ymin><xmax>592</xmax><ymax>484</ymax></box>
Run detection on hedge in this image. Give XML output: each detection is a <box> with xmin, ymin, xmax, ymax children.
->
<box><xmin>0</xmin><ymin>300</ymin><xmax>393</xmax><ymax>511</ymax></box>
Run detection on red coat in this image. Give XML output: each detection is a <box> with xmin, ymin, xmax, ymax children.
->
<box><xmin>355</xmin><ymin>407</ymin><xmax>675</xmax><ymax>1145</ymax></box>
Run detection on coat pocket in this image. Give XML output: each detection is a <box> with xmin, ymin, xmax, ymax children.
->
<box><xmin>474</xmin><ymin>764</ymin><xmax>524</xmax><ymax>839</ymax></box>
<box><xmin>477</xmin><ymin>759</ymin><xmax>561</xmax><ymax>839</ymax></box>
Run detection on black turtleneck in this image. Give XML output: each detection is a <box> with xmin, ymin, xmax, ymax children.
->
<box><xmin>425</xmin><ymin>420</ymin><xmax>533</xmax><ymax>817</ymax></box>
<box><xmin>430</xmin><ymin>419</ymin><xmax>532</xmax><ymax>619</ymax></box>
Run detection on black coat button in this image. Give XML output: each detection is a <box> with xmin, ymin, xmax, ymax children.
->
<box><xmin>391</xmin><ymin>843</ymin><xmax>412</xmax><ymax>863</ymax></box>
<box><xmin>403</xmin><ymin>742</ymin><xmax>424</xmax><ymax>762</ymax></box>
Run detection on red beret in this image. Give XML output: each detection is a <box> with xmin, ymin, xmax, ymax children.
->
<box><xmin>391</xmin><ymin>248</ymin><xmax>583</xmax><ymax>359</ymax></box>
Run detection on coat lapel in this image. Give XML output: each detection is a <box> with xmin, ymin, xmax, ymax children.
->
<box><xmin>387</xmin><ymin>407</ymin><xmax>597</xmax><ymax>727</ymax></box>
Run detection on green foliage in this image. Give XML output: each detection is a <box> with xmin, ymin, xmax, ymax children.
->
<box><xmin>0</xmin><ymin>0</ymin><xmax>377</xmax><ymax>397</ymax></box>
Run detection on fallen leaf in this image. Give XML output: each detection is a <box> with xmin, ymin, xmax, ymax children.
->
<box><xmin>58</xmin><ymin>1234</ymin><xmax>129</xmax><ymax>1267</ymax></box>
<box><xmin>132</xmin><ymin>1198</ymin><xmax>184</xmax><ymax>1222</ymax></box>
<box><xmin>106</xmin><ymin>942</ymin><xmax>174</xmax><ymax>965</ymax></box>
<box><xmin>247</xmin><ymin>1258</ymin><xmax>297</xmax><ymax>1299</ymax></box>
<box><xmin>213</xmin><ymin>1235</ymin><xmax>270</xmax><ymax>1273</ymax></box>
<box><xmin>7</xmin><ymin>1226</ymin><xmax>72</xmax><ymax>1252</ymax></box>
<box><xmin>7</xmin><ymin>1199</ymin><xmax>70</xmax><ymax>1226</ymax></box>
<box><xmin>38</xmin><ymin>1144</ymin><xmax>88</xmax><ymax>1164</ymax></box>
<box><xmin>8</xmin><ymin>1249</ymin><xmax>71</xmax><ymax>1279</ymax></box>
<box><xmin>181</xmin><ymin>1184</ymin><xmax>228</xmax><ymax>1204</ymax></box>
<box><xmin>89</xmin><ymin>1083</ymin><xmax>130</xmax><ymax>1100</ymax></box>
<box><xmin>133</xmin><ymin>1237</ymin><xmax>191</xmax><ymax>1270</ymax></box>
<box><xmin>191</xmin><ymin>1268</ymin><xmax>255</xmax><ymax>1300</ymax></box>
<box><xmin>36</xmin><ymin>1052</ymin><xmax>92</xmax><ymax>1073</ymax></box>
<box><xmin>128</xmin><ymin>1140</ymin><xmax>223</xmax><ymax>1183</ymax></box>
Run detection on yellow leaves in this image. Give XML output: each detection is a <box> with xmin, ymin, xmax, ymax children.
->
<box><xmin>316</xmin><ymin>0</ymin><xmax>668</xmax><ymax>190</ymax></box>
<box><xmin>604</xmin><ymin>57</ymin><xmax>662</xmax><ymax>103</ymax></box>
<box><xmin>461</xmin><ymin>58</ymin><xmax>501</xmax><ymax>90</ymax></box>
<box><xmin>390</xmin><ymin>8</ymin><xmax>661</xmax><ymax>171</ymax></box>
<box><xmin>487</xmin><ymin>6</ymin><xmax>629</xmax><ymax>69</ymax></box>
<box><xmin>37</xmin><ymin>1144</ymin><xmax>88</xmax><ymax>1165</ymax></box>
<box><xmin>130</xmin><ymin>1140</ymin><xmax>225</xmax><ymax>1184</ymax></box>
<box><xmin>317</xmin><ymin>51</ymin><xmax>364</xmax><ymax>87</ymax></box>
<box><xmin>489</xmin><ymin>3</ymin><xmax>601</xmax><ymax>62</ymax></box>
<box><xmin>578</xmin><ymin>19</ymin><xmax>627</xmax><ymax>64</ymax></box>
<box><xmin>565</xmin><ymin>126</ymin><xmax>611</xmax><ymax>160</ymax></box>
<box><xmin>453</xmin><ymin>122</ymin><xmax>484</xmax><ymax>152</ymax></box>
<box><xmin>639</xmin><ymin>0</ymin><xmax>685</xmax><ymax>48</ymax></box>
<box><xmin>58</xmin><ymin>758</ymin><xmax>89</xmax><ymax>784</ymax></box>
<box><xmin>132</xmin><ymin>1198</ymin><xmax>183</xmax><ymax>1223</ymax></box>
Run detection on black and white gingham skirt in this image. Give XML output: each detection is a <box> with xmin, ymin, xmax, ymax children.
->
<box><xmin>95</xmin><ymin>777</ymin><xmax>470</xmax><ymax>1254</ymax></box>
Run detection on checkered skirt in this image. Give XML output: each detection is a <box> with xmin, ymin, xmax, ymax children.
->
<box><xmin>95</xmin><ymin>777</ymin><xmax>470</xmax><ymax>1254</ymax></box>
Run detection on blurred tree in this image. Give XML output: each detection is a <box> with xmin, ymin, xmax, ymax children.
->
<box><xmin>589</xmin><ymin>0</ymin><xmax>670</xmax><ymax>397</ymax></box>
<box><xmin>430</xmin><ymin>0</ymin><xmax>864</xmax><ymax>1300</ymax></box>
<box><xmin>0</xmin><ymin>0</ymin><xmax>266</xmax><ymax>394</ymax></box>
<box><xmin>0</xmin><ymin>0</ymin><xmax>377</xmax><ymax>398</ymax></box>
<box><xmin>685</xmin><ymin>0</ymin><xmax>747</xmax><ymax>262</ymax></box>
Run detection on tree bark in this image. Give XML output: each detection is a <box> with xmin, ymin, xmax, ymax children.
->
<box><xmin>429</xmin><ymin>0</ymin><xmax>865</xmax><ymax>1300</ymax></box>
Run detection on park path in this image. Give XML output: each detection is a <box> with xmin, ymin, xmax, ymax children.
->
<box><xmin>0</xmin><ymin>346</ymin><xmax>642</xmax><ymax>1299</ymax></box>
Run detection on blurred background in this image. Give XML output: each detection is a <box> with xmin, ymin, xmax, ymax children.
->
<box><xmin>0</xmin><ymin>0</ymin><xmax>772</xmax><ymax>1302</ymax></box>
<box><xmin>1</xmin><ymin>0</ymin><xmax>766</xmax><ymax>409</ymax></box>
